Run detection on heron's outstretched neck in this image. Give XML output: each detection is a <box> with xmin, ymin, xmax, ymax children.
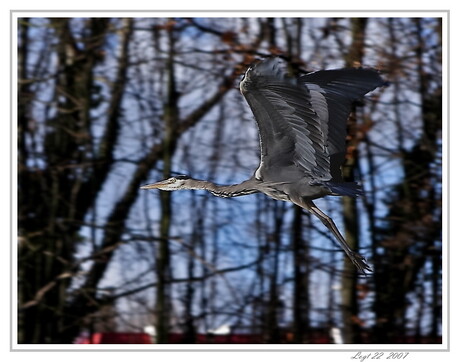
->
<box><xmin>189</xmin><ymin>179</ymin><xmax>260</xmax><ymax>198</ymax></box>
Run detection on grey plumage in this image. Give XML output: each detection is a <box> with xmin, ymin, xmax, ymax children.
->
<box><xmin>141</xmin><ymin>57</ymin><xmax>386</xmax><ymax>273</ymax></box>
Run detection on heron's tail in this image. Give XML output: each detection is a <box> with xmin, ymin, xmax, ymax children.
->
<box><xmin>326</xmin><ymin>182</ymin><xmax>363</xmax><ymax>197</ymax></box>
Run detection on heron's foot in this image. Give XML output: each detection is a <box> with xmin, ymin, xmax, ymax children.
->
<box><xmin>349</xmin><ymin>251</ymin><xmax>372</xmax><ymax>275</ymax></box>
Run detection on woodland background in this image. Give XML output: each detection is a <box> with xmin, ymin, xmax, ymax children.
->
<box><xmin>17</xmin><ymin>17</ymin><xmax>442</xmax><ymax>344</ymax></box>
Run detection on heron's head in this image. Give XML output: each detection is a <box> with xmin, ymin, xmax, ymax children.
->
<box><xmin>140</xmin><ymin>175</ymin><xmax>192</xmax><ymax>191</ymax></box>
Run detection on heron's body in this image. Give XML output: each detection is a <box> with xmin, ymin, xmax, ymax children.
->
<box><xmin>141</xmin><ymin>58</ymin><xmax>386</xmax><ymax>273</ymax></box>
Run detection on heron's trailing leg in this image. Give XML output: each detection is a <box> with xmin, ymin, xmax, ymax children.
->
<box><xmin>299</xmin><ymin>199</ymin><xmax>372</xmax><ymax>274</ymax></box>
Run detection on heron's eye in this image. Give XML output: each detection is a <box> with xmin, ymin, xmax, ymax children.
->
<box><xmin>169</xmin><ymin>178</ymin><xmax>177</xmax><ymax>183</ymax></box>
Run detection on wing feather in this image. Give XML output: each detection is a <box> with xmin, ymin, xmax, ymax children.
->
<box><xmin>300</xmin><ymin>68</ymin><xmax>385</xmax><ymax>180</ymax></box>
<box><xmin>240</xmin><ymin>58</ymin><xmax>330</xmax><ymax>182</ymax></box>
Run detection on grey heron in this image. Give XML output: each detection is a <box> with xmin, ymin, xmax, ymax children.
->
<box><xmin>141</xmin><ymin>57</ymin><xmax>385</xmax><ymax>274</ymax></box>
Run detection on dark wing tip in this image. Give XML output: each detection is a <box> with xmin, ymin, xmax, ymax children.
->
<box><xmin>299</xmin><ymin>67</ymin><xmax>387</xmax><ymax>100</ymax></box>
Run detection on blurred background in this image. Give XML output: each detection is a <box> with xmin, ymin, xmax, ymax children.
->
<box><xmin>17</xmin><ymin>17</ymin><xmax>442</xmax><ymax>344</ymax></box>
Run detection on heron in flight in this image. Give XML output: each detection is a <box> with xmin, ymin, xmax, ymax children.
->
<box><xmin>141</xmin><ymin>58</ymin><xmax>385</xmax><ymax>273</ymax></box>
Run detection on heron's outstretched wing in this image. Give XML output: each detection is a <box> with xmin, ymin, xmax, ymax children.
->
<box><xmin>240</xmin><ymin>58</ymin><xmax>330</xmax><ymax>183</ymax></box>
<box><xmin>300</xmin><ymin>68</ymin><xmax>385</xmax><ymax>180</ymax></box>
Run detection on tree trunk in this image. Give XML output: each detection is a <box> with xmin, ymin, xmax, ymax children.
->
<box><xmin>264</xmin><ymin>202</ymin><xmax>284</xmax><ymax>343</ymax></box>
<box><xmin>291</xmin><ymin>206</ymin><xmax>310</xmax><ymax>343</ymax></box>
<box><xmin>340</xmin><ymin>17</ymin><xmax>368</xmax><ymax>344</ymax></box>
<box><xmin>155</xmin><ymin>23</ymin><xmax>179</xmax><ymax>343</ymax></box>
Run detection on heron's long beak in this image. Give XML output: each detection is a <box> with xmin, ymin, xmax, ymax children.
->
<box><xmin>140</xmin><ymin>181</ymin><xmax>167</xmax><ymax>190</ymax></box>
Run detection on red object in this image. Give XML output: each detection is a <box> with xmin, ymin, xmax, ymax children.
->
<box><xmin>168</xmin><ymin>333</ymin><xmax>264</xmax><ymax>344</ymax></box>
<box><xmin>75</xmin><ymin>331</ymin><xmax>442</xmax><ymax>344</ymax></box>
<box><xmin>78</xmin><ymin>332</ymin><xmax>152</xmax><ymax>344</ymax></box>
